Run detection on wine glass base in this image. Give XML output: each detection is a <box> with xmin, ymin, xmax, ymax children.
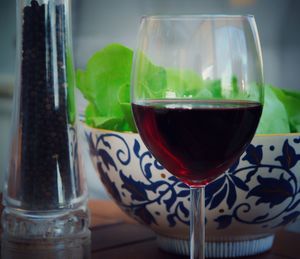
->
<box><xmin>157</xmin><ymin>234</ymin><xmax>274</xmax><ymax>258</ymax></box>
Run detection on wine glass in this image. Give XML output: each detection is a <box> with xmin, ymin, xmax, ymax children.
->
<box><xmin>131</xmin><ymin>15</ymin><xmax>263</xmax><ymax>259</ymax></box>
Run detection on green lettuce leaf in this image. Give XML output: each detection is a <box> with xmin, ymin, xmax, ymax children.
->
<box><xmin>256</xmin><ymin>85</ymin><xmax>290</xmax><ymax>134</ymax></box>
<box><xmin>165</xmin><ymin>68</ymin><xmax>219</xmax><ymax>99</ymax></box>
<box><xmin>77</xmin><ymin>43</ymin><xmax>135</xmax><ymax>131</ymax></box>
<box><xmin>85</xmin><ymin>103</ymin><xmax>126</xmax><ymax>130</ymax></box>
<box><xmin>133</xmin><ymin>51</ymin><xmax>167</xmax><ymax>99</ymax></box>
<box><xmin>271</xmin><ymin>87</ymin><xmax>300</xmax><ymax>133</ymax></box>
<box><xmin>77</xmin><ymin>43</ymin><xmax>171</xmax><ymax>131</ymax></box>
<box><xmin>76</xmin><ymin>43</ymin><xmax>299</xmax><ymax>134</ymax></box>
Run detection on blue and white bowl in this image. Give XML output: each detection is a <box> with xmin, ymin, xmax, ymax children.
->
<box><xmin>84</xmin><ymin>124</ymin><xmax>300</xmax><ymax>258</ymax></box>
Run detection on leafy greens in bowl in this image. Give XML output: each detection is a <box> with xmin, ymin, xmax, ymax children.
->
<box><xmin>76</xmin><ymin>43</ymin><xmax>300</xmax><ymax>134</ymax></box>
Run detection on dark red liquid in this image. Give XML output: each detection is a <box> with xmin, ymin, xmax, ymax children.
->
<box><xmin>132</xmin><ymin>100</ymin><xmax>262</xmax><ymax>187</ymax></box>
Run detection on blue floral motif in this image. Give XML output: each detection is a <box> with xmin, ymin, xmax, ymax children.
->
<box><xmin>274</xmin><ymin>211</ymin><xmax>300</xmax><ymax>228</ymax></box>
<box><xmin>167</xmin><ymin>201</ymin><xmax>189</xmax><ymax>227</ymax></box>
<box><xmin>206</xmin><ymin>173</ymin><xmax>249</xmax><ymax>210</ymax></box>
<box><xmin>209</xmin><ymin>183</ymin><xmax>228</xmax><ymax>210</ymax></box>
<box><xmin>86</xmin><ymin>131</ymin><xmax>300</xmax><ymax>230</ymax></box>
<box><xmin>133</xmin><ymin>139</ymin><xmax>141</xmax><ymax>158</ymax></box>
<box><xmin>96</xmin><ymin>161</ymin><xmax>122</xmax><ymax>203</ymax></box>
<box><xmin>86</xmin><ymin>131</ymin><xmax>189</xmax><ymax>227</ymax></box>
<box><xmin>120</xmin><ymin>170</ymin><xmax>151</xmax><ymax>201</ymax></box>
<box><xmin>133</xmin><ymin>206</ymin><xmax>157</xmax><ymax>225</ymax></box>
<box><xmin>215</xmin><ymin>215</ymin><xmax>233</xmax><ymax>229</ymax></box>
<box><xmin>98</xmin><ymin>149</ymin><xmax>117</xmax><ymax>171</ymax></box>
<box><xmin>205</xmin><ymin>177</ymin><xmax>226</xmax><ymax>207</ymax></box>
<box><xmin>246</xmin><ymin>174</ymin><xmax>293</xmax><ymax>208</ymax></box>
<box><xmin>85</xmin><ymin>132</ymin><xmax>97</xmax><ymax>156</ymax></box>
<box><xmin>243</xmin><ymin>144</ymin><xmax>263</xmax><ymax>165</ymax></box>
<box><xmin>212</xmin><ymin>140</ymin><xmax>300</xmax><ymax>230</ymax></box>
<box><xmin>275</xmin><ymin>140</ymin><xmax>300</xmax><ymax>169</ymax></box>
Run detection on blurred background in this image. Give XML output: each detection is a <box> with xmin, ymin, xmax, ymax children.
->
<box><xmin>0</xmin><ymin>0</ymin><xmax>299</xmax><ymax>200</ymax></box>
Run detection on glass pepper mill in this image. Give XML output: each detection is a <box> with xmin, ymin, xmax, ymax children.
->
<box><xmin>2</xmin><ymin>0</ymin><xmax>90</xmax><ymax>256</ymax></box>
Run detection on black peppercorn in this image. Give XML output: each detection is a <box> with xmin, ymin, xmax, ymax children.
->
<box><xmin>19</xmin><ymin>0</ymin><xmax>80</xmax><ymax>210</ymax></box>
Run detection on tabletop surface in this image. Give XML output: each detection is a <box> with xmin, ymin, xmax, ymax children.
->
<box><xmin>89</xmin><ymin>200</ymin><xmax>300</xmax><ymax>259</ymax></box>
<box><xmin>0</xmin><ymin>199</ymin><xmax>299</xmax><ymax>258</ymax></box>
<box><xmin>90</xmin><ymin>221</ymin><xmax>299</xmax><ymax>259</ymax></box>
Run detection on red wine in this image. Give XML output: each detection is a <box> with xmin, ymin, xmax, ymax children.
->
<box><xmin>132</xmin><ymin>100</ymin><xmax>262</xmax><ymax>187</ymax></box>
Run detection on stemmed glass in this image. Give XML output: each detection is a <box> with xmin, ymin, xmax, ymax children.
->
<box><xmin>131</xmin><ymin>15</ymin><xmax>263</xmax><ymax>259</ymax></box>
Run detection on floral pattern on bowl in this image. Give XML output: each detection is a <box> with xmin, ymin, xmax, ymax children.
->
<box><xmin>84</xmin><ymin>124</ymin><xmax>300</xmax><ymax>256</ymax></box>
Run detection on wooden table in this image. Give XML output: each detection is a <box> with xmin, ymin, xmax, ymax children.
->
<box><xmin>0</xmin><ymin>199</ymin><xmax>298</xmax><ymax>258</ymax></box>
<box><xmin>89</xmin><ymin>200</ymin><xmax>300</xmax><ymax>259</ymax></box>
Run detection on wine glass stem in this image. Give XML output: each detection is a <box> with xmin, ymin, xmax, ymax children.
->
<box><xmin>190</xmin><ymin>186</ymin><xmax>205</xmax><ymax>259</ymax></box>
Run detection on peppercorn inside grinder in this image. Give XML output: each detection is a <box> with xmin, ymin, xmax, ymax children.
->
<box><xmin>2</xmin><ymin>0</ymin><xmax>90</xmax><ymax>249</ymax></box>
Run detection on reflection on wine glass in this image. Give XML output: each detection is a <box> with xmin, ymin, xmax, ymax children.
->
<box><xmin>131</xmin><ymin>15</ymin><xmax>263</xmax><ymax>259</ymax></box>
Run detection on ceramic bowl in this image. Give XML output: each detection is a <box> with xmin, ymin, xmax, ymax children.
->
<box><xmin>84</xmin><ymin>124</ymin><xmax>300</xmax><ymax>258</ymax></box>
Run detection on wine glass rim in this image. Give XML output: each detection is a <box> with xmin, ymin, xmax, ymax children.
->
<box><xmin>141</xmin><ymin>14</ymin><xmax>254</xmax><ymax>20</ymax></box>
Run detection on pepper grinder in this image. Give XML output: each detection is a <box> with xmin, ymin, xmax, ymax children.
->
<box><xmin>2</xmin><ymin>0</ymin><xmax>90</xmax><ymax>254</ymax></box>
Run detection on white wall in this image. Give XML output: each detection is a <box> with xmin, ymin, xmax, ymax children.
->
<box><xmin>72</xmin><ymin>0</ymin><xmax>300</xmax><ymax>89</ymax></box>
